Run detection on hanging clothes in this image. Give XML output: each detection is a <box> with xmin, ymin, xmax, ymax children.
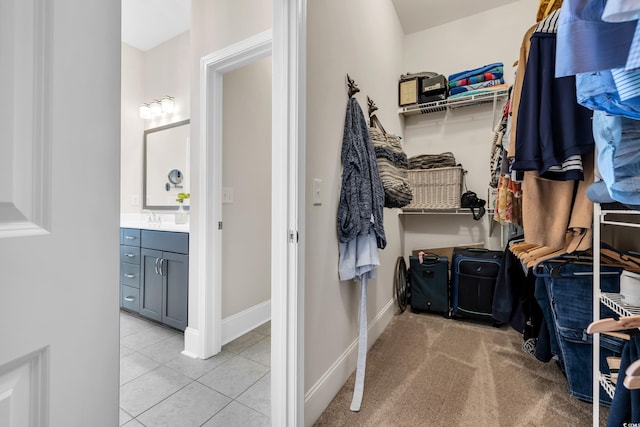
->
<box><xmin>336</xmin><ymin>94</ymin><xmax>386</xmax><ymax>412</ymax></box>
<box><xmin>512</xmin><ymin>9</ymin><xmax>593</xmax><ymax>180</ymax></box>
<box><xmin>337</xmin><ymin>96</ymin><xmax>386</xmax><ymax>256</ymax></box>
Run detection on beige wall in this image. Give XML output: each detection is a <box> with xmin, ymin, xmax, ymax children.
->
<box><xmin>304</xmin><ymin>0</ymin><xmax>405</xmax><ymax>421</ymax></box>
<box><xmin>188</xmin><ymin>0</ymin><xmax>272</xmax><ymax>333</ymax></box>
<box><xmin>120</xmin><ymin>32</ymin><xmax>191</xmax><ymax>213</ymax></box>
<box><xmin>304</xmin><ymin>0</ymin><xmax>542</xmax><ymax>423</ymax></box>
<box><xmin>121</xmin><ymin>43</ymin><xmax>145</xmax><ymax>213</ymax></box>
<box><xmin>402</xmin><ymin>0</ymin><xmax>538</xmax><ymax>252</ymax></box>
<box><xmin>221</xmin><ymin>57</ymin><xmax>272</xmax><ymax>317</ymax></box>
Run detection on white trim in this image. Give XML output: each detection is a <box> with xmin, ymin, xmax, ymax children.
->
<box><xmin>303</xmin><ymin>299</ymin><xmax>396</xmax><ymax>427</ymax></box>
<box><xmin>221</xmin><ymin>300</ymin><xmax>271</xmax><ymax>345</ymax></box>
<box><xmin>192</xmin><ymin>29</ymin><xmax>273</xmax><ymax>360</ymax></box>
<box><xmin>0</xmin><ymin>0</ymin><xmax>52</xmax><ymax>239</ymax></box>
<box><xmin>0</xmin><ymin>346</ymin><xmax>50</xmax><ymax>427</ymax></box>
<box><xmin>181</xmin><ymin>327</ymin><xmax>199</xmax><ymax>359</ymax></box>
<box><xmin>272</xmin><ymin>0</ymin><xmax>306</xmax><ymax>425</ymax></box>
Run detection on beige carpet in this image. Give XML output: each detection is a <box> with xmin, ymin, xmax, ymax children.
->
<box><xmin>314</xmin><ymin>310</ymin><xmax>608</xmax><ymax>426</ymax></box>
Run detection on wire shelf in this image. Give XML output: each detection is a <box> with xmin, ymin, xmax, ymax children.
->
<box><xmin>599</xmin><ymin>373</ymin><xmax>616</xmax><ymax>400</ymax></box>
<box><xmin>398</xmin><ymin>88</ymin><xmax>510</xmax><ymax>116</ymax></box>
<box><xmin>601</xmin><ymin>292</ymin><xmax>640</xmax><ymax>317</ymax></box>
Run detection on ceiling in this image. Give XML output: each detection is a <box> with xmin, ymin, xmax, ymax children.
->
<box><xmin>121</xmin><ymin>0</ymin><xmax>190</xmax><ymax>51</ymax></box>
<box><xmin>391</xmin><ymin>0</ymin><xmax>523</xmax><ymax>34</ymax></box>
<box><xmin>121</xmin><ymin>0</ymin><xmax>523</xmax><ymax>51</ymax></box>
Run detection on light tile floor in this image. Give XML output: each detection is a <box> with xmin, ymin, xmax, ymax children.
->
<box><xmin>119</xmin><ymin>311</ymin><xmax>271</xmax><ymax>426</ymax></box>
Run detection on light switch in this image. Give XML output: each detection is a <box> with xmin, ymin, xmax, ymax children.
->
<box><xmin>313</xmin><ymin>179</ymin><xmax>322</xmax><ymax>205</ymax></box>
<box><xmin>222</xmin><ymin>187</ymin><xmax>234</xmax><ymax>204</ymax></box>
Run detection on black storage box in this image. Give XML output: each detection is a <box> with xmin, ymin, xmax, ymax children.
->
<box><xmin>419</xmin><ymin>74</ymin><xmax>448</xmax><ymax>103</ymax></box>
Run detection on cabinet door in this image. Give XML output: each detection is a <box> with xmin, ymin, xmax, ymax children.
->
<box><xmin>140</xmin><ymin>248</ymin><xmax>163</xmax><ymax>322</ymax></box>
<box><xmin>162</xmin><ymin>252</ymin><xmax>189</xmax><ymax>331</ymax></box>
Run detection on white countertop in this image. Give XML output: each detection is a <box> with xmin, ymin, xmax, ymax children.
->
<box><xmin>120</xmin><ymin>213</ymin><xmax>190</xmax><ymax>233</ymax></box>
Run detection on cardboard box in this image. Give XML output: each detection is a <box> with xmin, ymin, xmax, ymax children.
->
<box><xmin>411</xmin><ymin>243</ymin><xmax>485</xmax><ymax>262</ymax></box>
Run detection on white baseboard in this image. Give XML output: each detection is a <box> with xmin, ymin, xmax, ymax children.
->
<box><xmin>222</xmin><ymin>300</ymin><xmax>271</xmax><ymax>345</ymax></box>
<box><xmin>182</xmin><ymin>327</ymin><xmax>200</xmax><ymax>359</ymax></box>
<box><xmin>181</xmin><ymin>300</ymin><xmax>270</xmax><ymax>359</ymax></box>
<box><xmin>303</xmin><ymin>298</ymin><xmax>396</xmax><ymax>427</ymax></box>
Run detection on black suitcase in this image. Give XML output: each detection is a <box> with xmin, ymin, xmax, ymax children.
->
<box><xmin>451</xmin><ymin>247</ymin><xmax>503</xmax><ymax>322</ymax></box>
<box><xmin>409</xmin><ymin>252</ymin><xmax>449</xmax><ymax>316</ymax></box>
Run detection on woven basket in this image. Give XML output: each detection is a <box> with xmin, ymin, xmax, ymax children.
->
<box><xmin>402</xmin><ymin>166</ymin><xmax>463</xmax><ymax>210</ymax></box>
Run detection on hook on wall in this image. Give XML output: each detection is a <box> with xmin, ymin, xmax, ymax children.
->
<box><xmin>346</xmin><ymin>74</ymin><xmax>360</xmax><ymax>98</ymax></box>
<box><xmin>367</xmin><ymin>96</ymin><xmax>378</xmax><ymax>119</ymax></box>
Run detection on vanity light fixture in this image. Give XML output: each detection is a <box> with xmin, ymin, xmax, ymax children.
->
<box><xmin>139</xmin><ymin>103</ymin><xmax>152</xmax><ymax>119</ymax></box>
<box><xmin>139</xmin><ymin>96</ymin><xmax>176</xmax><ymax>119</ymax></box>
<box><xmin>150</xmin><ymin>100</ymin><xmax>163</xmax><ymax>117</ymax></box>
<box><xmin>160</xmin><ymin>96</ymin><xmax>175</xmax><ymax>113</ymax></box>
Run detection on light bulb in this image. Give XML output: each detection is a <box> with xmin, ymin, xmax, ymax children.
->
<box><xmin>139</xmin><ymin>104</ymin><xmax>151</xmax><ymax>119</ymax></box>
<box><xmin>161</xmin><ymin>96</ymin><xmax>175</xmax><ymax>114</ymax></box>
<box><xmin>150</xmin><ymin>101</ymin><xmax>162</xmax><ymax>117</ymax></box>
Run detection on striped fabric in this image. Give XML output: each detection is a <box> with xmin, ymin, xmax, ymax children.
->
<box><xmin>611</xmin><ymin>67</ymin><xmax>640</xmax><ymax>101</ymax></box>
<box><xmin>449</xmin><ymin>70</ymin><xmax>504</xmax><ymax>88</ymax></box>
<box><xmin>626</xmin><ymin>21</ymin><xmax>640</xmax><ymax>71</ymax></box>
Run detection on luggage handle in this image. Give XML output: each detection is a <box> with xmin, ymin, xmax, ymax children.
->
<box><xmin>465</xmin><ymin>248</ymin><xmax>489</xmax><ymax>253</ymax></box>
<box><xmin>418</xmin><ymin>251</ymin><xmax>440</xmax><ymax>265</ymax></box>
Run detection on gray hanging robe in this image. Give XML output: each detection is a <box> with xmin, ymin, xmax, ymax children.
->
<box><xmin>336</xmin><ymin>95</ymin><xmax>386</xmax><ymax>411</ymax></box>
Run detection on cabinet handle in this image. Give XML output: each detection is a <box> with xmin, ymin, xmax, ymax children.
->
<box><xmin>124</xmin><ymin>296</ymin><xmax>135</xmax><ymax>302</ymax></box>
<box><xmin>159</xmin><ymin>258</ymin><xmax>165</xmax><ymax>276</ymax></box>
<box><xmin>125</xmin><ymin>253</ymin><xmax>136</xmax><ymax>258</ymax></box>
<box><xmin>124</xmin><ymin>274</ymin><xmax>135</xmax><ymax>279</ymax></box>
<box><xmin>125</xmin><ymin>235</ymin><xmax>136</xmax><ymax>240</ymax></box>
<box><xmin>155</xmin><ymin>258</ymin><xmax>160</xmax><ymax>275</ymax></box>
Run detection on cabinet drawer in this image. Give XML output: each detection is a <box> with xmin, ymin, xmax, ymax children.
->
<box><xmin>121</xmin><ymin>262</ymin><xmax>140</xmax><ymax>288</ymax></box>
<box><xmin>120</xmin><ymin>246</ymin><xmax>141</xmax><ymax>265</ymax></box>
<box><xmin>141</xmin><ymin>230</ymin><xmax>189</xmax><ymax>254</ymax></box>
<box><xmin>121</xmin><ymin>228</ymin><xmax>141</xmax><ymax>247</ymax></box>
<box><xmin>121</xmin><ymin>285</ymin><xmax>140</xmax><ymax>312</ymax></box>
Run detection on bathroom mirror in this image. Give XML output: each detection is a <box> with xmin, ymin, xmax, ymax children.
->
<box><xmin>144</xmin><ymin>119</ymin><xmax>190</xmax><ymax>209</ymax></box>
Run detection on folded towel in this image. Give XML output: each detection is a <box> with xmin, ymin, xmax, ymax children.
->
<box><xmin>447</xmin><ymin>84</ymin><xmax>509</xmax><ymax>100</ymax></box>
<box><xmin>448</xmin><ymin>62</ymin><xmax>504</xmax><ymax>84</ymax></box>
<box><xmin>449</xmin><ymin>70</ymin><xmax>504</xmax><ymax>88</ymax></box>
<box><xmin>449</xmin><ymin>78</ymin><xmax>505</xmax><ymax>96</ymax></box>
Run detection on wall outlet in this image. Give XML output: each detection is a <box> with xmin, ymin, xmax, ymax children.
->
<box><xmin>222</xmin><ymin>187</ymin><xmax>234</xmax><ymax>204</ymax></box>
<box><xmin>131</xmin><ymin>195</ymin><xmax>140</xmax><ymax>206</ymax></box>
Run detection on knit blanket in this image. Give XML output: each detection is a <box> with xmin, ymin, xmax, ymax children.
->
<box><xmin>408</xmin><ymin>152</ymin><xmax>457</xmax><ymax>170</ymax></box>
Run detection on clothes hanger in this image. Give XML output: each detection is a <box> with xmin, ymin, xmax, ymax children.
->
<box><xmin>517</xmin><ymin>245</ymin><xmax>549</xmax><ymax>261</ymax></box>
<box><xmin>624</xmin><ymin>375</ymin><xmax>640</xmax><ymax>390</ymax></box>
<box><xmin>587</xmin><ymin>316</ymin><xmax>640</xmax><ymax>334</ymax></box>
<box><xmin>527</xmin><ymin>247</ymin><xmax>570</xmax><ymax>270</ymax></box>
<box><xmin>622</xmin><ymin>359</ymin><xmax>640</xmax><ymax>390</ymax></box>
<box><xmin>509</xmin><ymin>241</ymin><xmax>539</xmax><ymax>256</ymax></box>
<box><xmin>625</xmin><ymin>358</ymin><xmax>640</xmax><ymax>378</ymax></box>
<box><xmin>603</xmin><ymin>332</ymin><xmax>631</xmax><ymax>341</ymax></box>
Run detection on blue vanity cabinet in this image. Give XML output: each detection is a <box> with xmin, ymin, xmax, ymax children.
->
<box><xmin>139</xmin><ymin>230</ymin><xmax>189</xmax><ymax>331</ymax></box>
<box><xmin>120</xmin><ymin>228</ymin><xmax>141</xmax><ymax>313</ymax></box>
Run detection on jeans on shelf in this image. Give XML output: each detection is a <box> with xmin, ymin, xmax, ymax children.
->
<box><xmin>535</xmin><ymin>261</ymin><xmax>625</xmax><ymax>405</ymax></box>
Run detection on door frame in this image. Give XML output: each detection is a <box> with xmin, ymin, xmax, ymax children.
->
<box><xmin>195</xmin><ymin>0</ymin><xmax>306</xmax><ymax>422</ymax></box>
<box><xmin>196</xmin><ymin>28</ymin><xmax>273</xmax><ymax>359</ymax></box>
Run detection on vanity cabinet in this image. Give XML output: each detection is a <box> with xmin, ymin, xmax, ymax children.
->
<box><xmin>120</xmin><ymin>228</ymin><xmax>141</xmax><ymax>313</ymax></box>
<box><xmin>120</xmin><ymin>228</ymin><xmax>189</xmax><ymax>331</ymax></box>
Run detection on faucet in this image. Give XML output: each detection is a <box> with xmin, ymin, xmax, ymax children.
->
<box><xmin>141</xmin><ymin>209</ymin><xmax>157</xmax><ymax>223</ymax></box>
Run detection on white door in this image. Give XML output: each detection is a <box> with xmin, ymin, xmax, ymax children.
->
<box><xmin>0</xmin><ymin>1</ymin><xmax>121</xmax><ymax>426</ymax></box>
